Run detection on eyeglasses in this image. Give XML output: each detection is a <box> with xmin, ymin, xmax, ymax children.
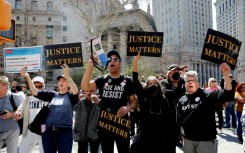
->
<box><xmin>109</xmin><ymin>57</ymin><xmax>120</xmax><ymax>63</ymax></box>
<box><xmin>185</xmin><ymin>79</ymin><xmax>197</xmax><ymax>83</ymax></box>
<box><xmin>211</xmin><ymin>80</ymin><xmax>216</xmax><ymax>82</ymax></box>
<box><xmin>35</xmin><ymin>86</ymin><xmax>43</xmax><ymax>89</ymax></box>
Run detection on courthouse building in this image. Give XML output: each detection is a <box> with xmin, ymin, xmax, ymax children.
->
<box><xmin>152</xmin><ymin>0</ymin><xmax>223</xmax><ymax>85</ymax></box>
<box><xmin>1</xmin><ymin>0</ymin><xmax>156</xmax><ymax>88</ymax></box>
<box><xmin>215</xmin><ymin>0</ymin><xmax>245</xmax><ymax>82</ymax></box>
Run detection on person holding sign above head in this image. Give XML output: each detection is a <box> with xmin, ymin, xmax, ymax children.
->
<box><xmin>177</xmin><ymin>62</ymin><xmax>234</xmax><ymax>153</ymax></box>
<box><xmin>20</xmin><ymin>64</ymin><xmax>79</xmax><ymax>153</ymax></box>
<box><xmin>130</xmin><ymin>51</ymin><xmax>176</xmax><ymax>153</ymax></box>
<box><xmin>81</xmin><ymin>50</ymin><xmax>136</xmax><ymax>153</ymax></box>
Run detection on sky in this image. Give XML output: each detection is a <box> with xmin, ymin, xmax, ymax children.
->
<box><xmin>126</xmin><ymin>0</ymin><xmax>217</xmax><ymax>29</ymax></box>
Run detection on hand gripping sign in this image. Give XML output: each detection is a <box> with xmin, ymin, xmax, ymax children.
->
<box><xmin>87</xmin><ymin>36</ymin><xmax>108</xmax><ymax>71</ymax></box>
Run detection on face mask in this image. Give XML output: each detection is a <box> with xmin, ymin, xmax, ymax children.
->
<box><xmin>172</xmin><ymin>72</ymin><xmax>180</xmax><ymax>81</ymax></box>
<box><xmin>148</xmin><ymin>84</ymin><xmax>158</xmax><ymax>95</ymax></box>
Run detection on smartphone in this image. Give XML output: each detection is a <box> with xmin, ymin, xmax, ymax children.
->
<box><xmin>0</xmin><ymin>110</ymin><xmax>7</xmax><ymax>116</ymax></box>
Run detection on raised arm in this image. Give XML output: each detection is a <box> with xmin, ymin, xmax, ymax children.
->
<box><xmin>220</xmin><ymin>62</ymin><xmax>232</xmax><ymax>91</ymax></box>
<box><xmin>20</xmin><ymin>67</ymin><xmax>38</xmax><ymax>96</ymax></box>
<box><xmin>133</xmin><ymin>51</ymin><xmax>141</xmax><ymax>73</ymax></box>
<box><xmin>62</xmin><ymin>64</ymin><xmax>78</xmax><ymax>95</ymax></box>
<box><xmin>81</xmin><ymin>56</ymin><xmax>97</xmax><ymax>91</ymax></box>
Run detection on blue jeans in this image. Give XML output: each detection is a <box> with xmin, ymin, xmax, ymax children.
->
<box><xmin>224</xmin><ymin>101</ymin><xmax>236</xmax><ymax>128</ymax></box>
<box><xmin>42</xmin><ymin>127</ymin><xmax>73</xmax><ymax>153</ymax></box>
<box><xmin>236</xmin><ymin>111</ymin><xmax>242</xmax><ymax>139</ymax></box>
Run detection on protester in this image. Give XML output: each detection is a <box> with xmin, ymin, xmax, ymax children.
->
<box><xmin>0</xmin><ymin>76</ymin><xmax>23</xmax><ymax>153</ymax></box>
<box><xmin>20</xmin><ymin>64</ymin><xmax>79</xmax><ymax>153</ymax></box>
<box><xmin>156</xmin><ymin>73</ymin><xmax>166</xmax><ymax>81</ymax></box>
<box><xmin>73</xmin><ymin>89</ymin><xmax>100</xmax><ymax>153</ymax></box>
<box><xmin>202</xmin><ymin>83</ymin><xmax>208</xmax><ymax>89</ymax></box>
<box><xmin>180</xmin><ymin>65</ymin><xmax>188</xmax><ymax>77</ymax></box>
<box><xmin>178</xmin><ymin>63</ymin><xmax>234</xmax><ymax>153</ymax></box>
<box><xmin>81</xmin><ymin>50</ymin><xmax>136</xmax><ymax>153</ymax></box>
<box><xmin>235</xmin><ymin>82</ymin><xmax>245</xmax><ymax>144</ymax></box>
<box><xmin>205</xmin><ymin>78</ymin><xmax>223</xmax><ymax>133</ymax></box>
<box><xmin>130</xmin><ymin>52</ymin><xmax>176</xmax><ymax>153</ymax></box>
<box><xmin>14</xmin><ymin>76</ymin><xmax>48</xmax><ymax>153</ymax></box>
<box><xmin>16</xmin><ymin>86</ymin><xmax>26</xmax><ymax>100</ymax></box>
<box><xmin>161</xmin><ymin>64</ymin><xmax>186</xmax><ymax>147</ymax></box>
<box><xmin>11</xmin><ymin>81</ymin><xmax>18</xmax><ymax>93</ymax></box>
<box><xmin>21</xmin><ymin>84</ymin><xmax>31</xmax><ymax>96</ymax></box>
<box><xmin>220</xmin><ymin>74</ymin><xmax>237</xmax><ymax>129</ymax></box>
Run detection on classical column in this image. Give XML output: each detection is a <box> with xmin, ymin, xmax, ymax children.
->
<box><xmin>119</xmin><ymin>27</ymin><xmax>127</xmax><ymax>68</ymax></box>
<box><xmin>107</xmin><ymin>30</ymin><xmax>112</xmax><ymax>51</ymax></box>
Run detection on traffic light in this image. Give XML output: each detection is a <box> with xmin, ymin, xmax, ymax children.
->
<box><xmin>0</xmin><ymin>0</ymin><xmax>12</xmax><ymax>30</ymax></box>
<box><xmin>0</xmin><ymin>19</ymin><xmax>16</xmax><ymax>43</ymax></box>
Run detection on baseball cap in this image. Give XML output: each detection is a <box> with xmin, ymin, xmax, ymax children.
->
<box><xmin>107</xmin><ymin>50</ymin><xmax>121</xmax><ymax>61</ymax></box>
<box><xmin>21</xmin><ymin>84</ymin><xmax>27</xmax><ymax>87</ymax></box>
<box><xmin>0</xmin><ymin>76</ymin><xmax>9</xmax><ymax>83</ymax></box>
<box><xmin>32</xmin><ymin>76</ymin><xmax>45</xmax><ymax>84</ymax></box>
<box><xmin>57</xmin><ymin>75</ymin><xmax>67</xmax><ymax>80</ymax></box>
<box><xmin>168</xmin><ymin>64</ymin><xmax>180</xmax><ymax>71</ymax></box>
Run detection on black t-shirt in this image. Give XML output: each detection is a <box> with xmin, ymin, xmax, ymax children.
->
<box><xmin>94</xmin><ymin>75</ymin><xmax>135</xmax><ymax>112</ymax></box>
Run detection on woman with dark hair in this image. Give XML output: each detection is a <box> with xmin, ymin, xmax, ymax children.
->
<box><xmin>235</xmin><ymin>82</ymin><xmax>245</xmax><ymax>144</ymax></box>
<box><xmin>130</xmin><ymin>52</ymin><xmax>176</xmax><ymax>153</ymax></box>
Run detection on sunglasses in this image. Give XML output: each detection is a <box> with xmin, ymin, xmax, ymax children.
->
<box><xmin>35</xmin><ymin>85</ymin><xmax>43</xmax><ymax>89</ymax></box>
<box><xmin>211</xmin><ymin>80</ymin><xmax>216</xmax><ymax>82</ymax></box>
<box><xmin>109</xmin><ymin>57</ymin><xmax>120</xmax><ymax>63</ymax></box>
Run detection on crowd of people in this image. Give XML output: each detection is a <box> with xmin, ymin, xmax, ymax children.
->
<box><xmin>0</xmin><ymin>50</ymin><xmax>244</xmax><ymax>153</ymax></box>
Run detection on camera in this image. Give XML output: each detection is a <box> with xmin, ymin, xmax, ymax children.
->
<box><xmin>0</xmin><ymin>110</ymin><xmax>7</xmax><ymax>116</ymax></box>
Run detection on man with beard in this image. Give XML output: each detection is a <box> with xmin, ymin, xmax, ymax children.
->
<box><xmin>161</xmin><ymin>64</ymin><xmax>186</xmax><ymax>147</ymax></box>
<box><xmin>81</xmin><ymin>50</ymin><xmax>136</xmax><ymax>153</ymax></box>
<box><xmin>234</xmin><ymin>82</ymin><xmax>245</xmax><ymax>144</ymax></box>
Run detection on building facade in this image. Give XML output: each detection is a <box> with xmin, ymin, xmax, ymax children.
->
<box><xmin>215</xmin><ymin>0</ymin><xmax>245</xmax><ymax>82</ymax></box>
<box><xmin>2</xmin><ymin>0</ymin><xmax>157</xmax><ymax>89</ymax></box>
<box><xmin>152</xmin><ymin>0</ymin><xmax>223</xmax><ymax>85</ymax></box>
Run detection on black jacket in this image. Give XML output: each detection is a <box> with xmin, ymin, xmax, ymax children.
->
<box><xmin>178</xmin><ymin>88</ymin><xmax>234</xmax><ymax>141</ymax></box>
<box><xmin>131</xmin><ymin>72</ymin><xmax>175</xmax><ymax>153</ymax></box>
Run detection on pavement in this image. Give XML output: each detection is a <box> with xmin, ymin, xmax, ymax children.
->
<box><xmin>0</xmin><ymin>128</ymin><xmax>243</xmax><ymax>153</ymax></box>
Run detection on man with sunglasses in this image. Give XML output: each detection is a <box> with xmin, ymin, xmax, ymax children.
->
<box><xmin>81</xmin><ymin>50</ymin><xmax>136</xmax><ymax>153</ymax></box>
<box><xmin>177</xmin><ymin>63</ymin><xmax>234</xmax><ymax>153</ymax></box>
<box><xmin>14</xmin><ymin>76</ymin><xmax>48</xmax><ymax>153</ymax></box>
<box><xmin>0</xmin><ymin>76</ymin><xmax>23</xmax><ymax>153</ymax></box>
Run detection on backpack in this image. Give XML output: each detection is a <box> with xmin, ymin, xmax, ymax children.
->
<box><xmin>9</xmin><ymin>93</ymin><xmax>23</xmax><ymax>135</ymax></box>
